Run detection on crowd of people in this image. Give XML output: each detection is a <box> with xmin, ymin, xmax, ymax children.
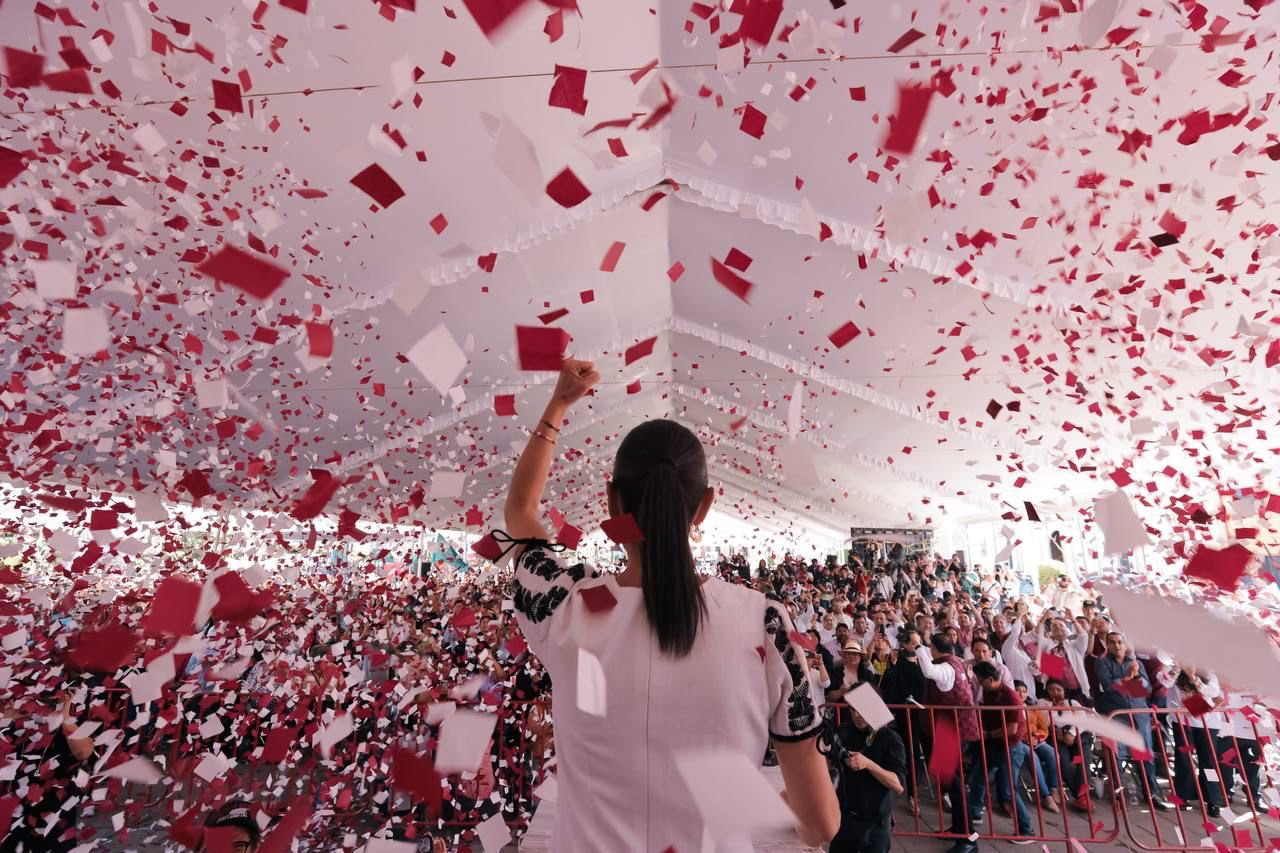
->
<box><xmin>0</xmin><ymin>559</ymin><xmax>553</xmax><ymax>852</ymax></box>
<box><xmin>1</xmin><ymin>543</ymin><xmax>1276</xmax><ymax>852</ymax></box>
<box><xmin>713</xmin><ymin>551</ymin><xmax>1279</xmax><ymax>853</ymax></box>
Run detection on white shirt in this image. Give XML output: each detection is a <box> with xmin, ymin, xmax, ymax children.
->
<box><xmin>918</xmin><ymin>653</ymin><xmax>956</xmax><ymax>692</ymax></box>
<box><xmin>1173</xmin><ymin>674</ymin><xmax>1223</xmax><ymax>730</ymax></box>
<box><xmin>514</xmin><ymin>545</ymin><xmax>823</xmax><ymax>853</ymax></box>
<box><xmin>1000</xmin><ymin>619</ymin><xmax>1038</xmax><ymax>701</ymax></box>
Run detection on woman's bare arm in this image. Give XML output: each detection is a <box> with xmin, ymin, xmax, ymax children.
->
<box><xmin>503</xmin><ymin>360</ymin><xmax>599</xmax><ymax>544</ymax></box>
<box><xmin>775</xmin><ymin>737</ymin><xmax>841</xmax><ymax>846</ymax></box>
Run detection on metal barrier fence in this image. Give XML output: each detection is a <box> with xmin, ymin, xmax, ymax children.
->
<box><xmin>831</xmin><ymin>703</ymin><xmax>1121</xmax><ymax>848</ymax></box>
<box><xmin>1108</xmin><ymin>706</ymin><xmax>1276</xmax><ymax>852</ymax></box>
<box><xmin>6</xmin><ymin>690</ymin><xmax>1275</xmax><ymax>852</ymax></box>
<box><xmin>822</xmin><ymin>703</ymin><xmax>1277</xmax><ymax>853</ymax></box>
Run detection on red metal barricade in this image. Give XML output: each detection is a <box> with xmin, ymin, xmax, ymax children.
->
<box><xmin>828</xmin><ymin>703</ymin><xmax>1122</xmax><ymax>848</ymax></box>
<box><xmin>1106</xmin><ymin>706</ymin><xmax>1277</xmax><ymax>852</ymax></box>
<box><xmin>819</xmin><ymin>703</ymin><xmax>1277</xmax><ymax>853</ymax></box>
<box><xmin>18</xmin><ymin>677</ymin><xmax>1276</xmax><ymax>853</ymax></box>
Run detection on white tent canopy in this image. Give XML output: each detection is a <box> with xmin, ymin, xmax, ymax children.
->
<box><xmin>2</xmin><ymin>0</ymin><xmax>1278</xmax><ymax>550</ymax></box>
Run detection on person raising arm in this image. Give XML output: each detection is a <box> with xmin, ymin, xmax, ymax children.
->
<box><xmin>502</xmin><ymin>360</ymin><xmax>839</xmax><ymax>851</ymax></box>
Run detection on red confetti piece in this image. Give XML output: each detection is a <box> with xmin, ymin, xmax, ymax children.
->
<box><xmin>3</xmin><ymin>47</ymin><xmax>44</xmax><ymax>87</ymax></box>
<box><xmin>350</xmin><ymin>163</ymin><xmax>405</xmax><ymax>208</ymax></box>
<box><xmin>740</xmin><ymin>104</ymin><xmax>767</xmax><ymax>139</ymax></box>
<box><xmin>739</xmin><ymin>0</ymin><xmax>783</xmax><ymax>44</ymax></box>
<box><xmin>579</xmin><ymin>584</ymin><xmax>617</xmax><ymax>613</ymax></box>
<box><xmin>600</xmin><ymin>241</ymin><xmax>626</xmax><ymax>271</ymax></box>
<box><xmin>1183</xmin><ymin>692</ymin><xmax>1213</xmax><ymax>717</ymax></box>
<box><xmin>196</xmin><ymin>245</ymin><xmax>289</xmax><ymax>300</ymax></box>
<box><xmin>607</xmin><ymin>137</ymin><xmax>628</xmax><ymax>158</ymax></box>
<box><xmin>1184</xmin><ymin>543</ymin><xmax>1252</xmax><ymax>591</ymax></box>
<box><xmin>391</xmin><ymin>747</ymin><xmax>443</xmax><ymax>814</ymax></box>
<box><xmin>89</xmin><ymin>509</ymin><xmax>117</xmax><ymax>530</ymax></box>
<box><xmin>828</xmin><ymin>321</ymin><xmax>862</xmax><ymax>349</ymax></box>
<box><xmin>1265</xmin><ymin>339</ymin><xmax>1280</xmax><ymax>368</ymax></box>
<box><xmin>624</xmin><ymin>336</ymin><xmax>657</xmax><ymax>365</ymax></box>
<box><xmin>601</xmin><ymin>513</ymin><xmax>644</xmax><ymax>544</ymax></box>
<box><xmin>579</xmin><ymin>289</ymin><xmax>595</xmax><ymax>303</ymax></box>
<box><xmin>262</xmin><ymin>726</ymin><xmax>296</xmax><ymax>763</ymax></box>
<box><xmin>212</xmin><ymin>572</ymin><xmax>272</xmax><ymax>624</ymax></box>
<box><xmin>42</xmin><ymin>68</ymin><xmax>93</xmax><ymax>93</ymax></box>
<box><xmin>629</xmin><ymin>58</ymin><xmax>659</xmax><ymax>84</ymax></box>
<box><xmin>257</xmin><ymin>800</ymin><xmax>313</xmax><ymax>853</ymax></box>
<box><xmin>557</xmin><ymin>522</ymin><xmax>583</xmax><ymax>549</ymax></box>
<box><xmin>179</xmin><ymin>468</ymin><xmax>214</xmax><ymax>502</ymax></box>
<box><xmin>462</xmin><ymin>0</ymin><xmax>529</xmax><ymax>36</ymax></box>
<box><xmin>549</xmin><ymin>64</ymin><xmax>588</xmax><ymax>115</ymax></box>
<box><xmin>429</xmin><ymin>212</ymin><xmax>449</xmax><ymax>234</ymax></box>
<box><xmin>471</xmin><ymin>532</ymin><xmax>505</xmax><ymax>562</ymax></box>
<box><xmin>883</xmin><ymin>82</ymin><xmax>934</xmax><ymax>155</ymax></box>
<box><xmin>886</xmin><ymin>28</ymin><xmax>925</xmax><ymax>53</ymax></box>
<box><xmin>546</xmin><ymin>167</ymin><xmax>591</xmax><ymax>208</ymax></box>
<box><xmin>305</xmin><ymin>322</ymin><xmax>333</xmax><ymax>358</ymax></box>
<box><xmin>544</xmin><ymin>9</ymin><xmax>564</xmax><ymax>41</ymax></box>
<box><xmin>70</xmin><ymin>623</ymin><xmax>137</xmax><ymax>673</ymax></box>
<box><xmin>212</xmin><ymin>79</ymin><xmax>244</xmax><ymax>112</ymax></box>
<box><xmin>494</xmin><ymin>394</ymin><xmax>517</xmax><ymax>416</ymax></box>
<box><xmin>667</xmin><ymin>261</ymin><xmax>686</xmax><ymax>282</ymax></box>
<box><xmin>711</xmin><ymin>258</ymin><xmax>754</xmax><ymax>303</ymax></box>
<box><xmin>1038</xmin><ymin>653</ymin><xmax>1069</xmax><ymax>681</ymax></box>
<box><xmin>641</xmin><ymin>190</ymin><xmax>666</xmax><ymax>211</ymax></box>
<box><xmin>292</xmin><ymin>469</ymin><xmax>341</xmax><ymax>521</ymax></box>
<box><xmin>141</xmin><ymin>576</ymin><xmax>201</xmax><ymax>636</ymax></box>
<box><xmin>516</xmin><ymin>325</ymin><xmax>570</xmax><ymax>371</ymax></box>
<box><xmin>788</xmin><ymin>630</ymin><xmax>817</xmax><ymax>652</ymax></box>
<box><xmin>724</xmin><ymin>248</ymin><xmax>752</xmax><ymax>271</ymax></box>
<box><xmin>0</xmin><ymin>146</ymin><xmax>27</xmax><ymax>188</ymax></box>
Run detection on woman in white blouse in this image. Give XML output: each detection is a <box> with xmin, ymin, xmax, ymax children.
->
<box><xmin>503</xmin><ymin>360</ymin><xmax>839</xmax><ymax>852</ymax></box>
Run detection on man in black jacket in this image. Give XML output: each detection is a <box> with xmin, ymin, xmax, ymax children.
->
<box><xmin>880</xmin><ymin>627</ymin><xmax>928</xmax><ymax>802</ymax></box>
<box><xmin>823</xmin><ymin>702</ymin><xmax>907</xmax><ymax>853</ymax></box>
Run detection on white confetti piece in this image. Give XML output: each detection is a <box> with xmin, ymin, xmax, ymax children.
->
<box><xmin>62</xmin><ymin>308</ymin><xmax>109</xmax><ymax>356</ymax></box>
<box><xmin>30</xmin><ymin>260</ymin><xmax>76</xmax><ymax>300</ymax></box>
<box><xmin>435</xmin><ymin>710</ymin><xmax>496</xmax><ymax>775</ymax></box>
<box><xmin>408</xmin><ymin>324</ymin><xmax>468</xmax><ymax>397</ymax></box>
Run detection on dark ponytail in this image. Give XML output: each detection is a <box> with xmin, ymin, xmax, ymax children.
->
<box><xmin>612</xmin><ymin>420</ymin><xmax>708</xmax><ymax>657</ymax></box>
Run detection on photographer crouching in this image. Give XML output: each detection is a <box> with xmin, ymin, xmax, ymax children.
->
<box><xmin>821</xmin><ymin>695</ymin><xmax>908</xmax><ymax>853</ymax></box>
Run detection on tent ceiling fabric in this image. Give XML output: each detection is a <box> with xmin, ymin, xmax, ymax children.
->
<box><xmin>2</xmin><ymin>0</ymin><xmax>1278</xmax><ymax>547</ymax></box>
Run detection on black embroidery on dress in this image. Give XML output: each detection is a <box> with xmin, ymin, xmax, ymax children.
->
<box><xmin>510</xmin><ymin>546</ymin><xmax>596</xmax><ymax>624</ymax></box>
<box><xmin>764</xmin><ymin>603</ymin><xmax>818</xmax><ymax>734</ymax></box>
<box><xmin>513</xmin><ymin>581</ymin><xmax>571</xmax><ymax>625</ymax></box>
<box><xmin>518</xmin><ymin>546</ymin><xmax>592</xmax><ymax>584</ymax></box>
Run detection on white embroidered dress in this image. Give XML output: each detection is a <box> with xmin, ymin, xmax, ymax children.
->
<box><xmin>513</xmin><ymin>545</ymin><xmax>823</xmax><ymax>853</ymax></box>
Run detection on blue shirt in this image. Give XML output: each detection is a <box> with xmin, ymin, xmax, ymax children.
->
<box><xmin>1094</xmin><ymin>654</ymin><xmax>1150</xmax><ymax>714</ymax></box>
